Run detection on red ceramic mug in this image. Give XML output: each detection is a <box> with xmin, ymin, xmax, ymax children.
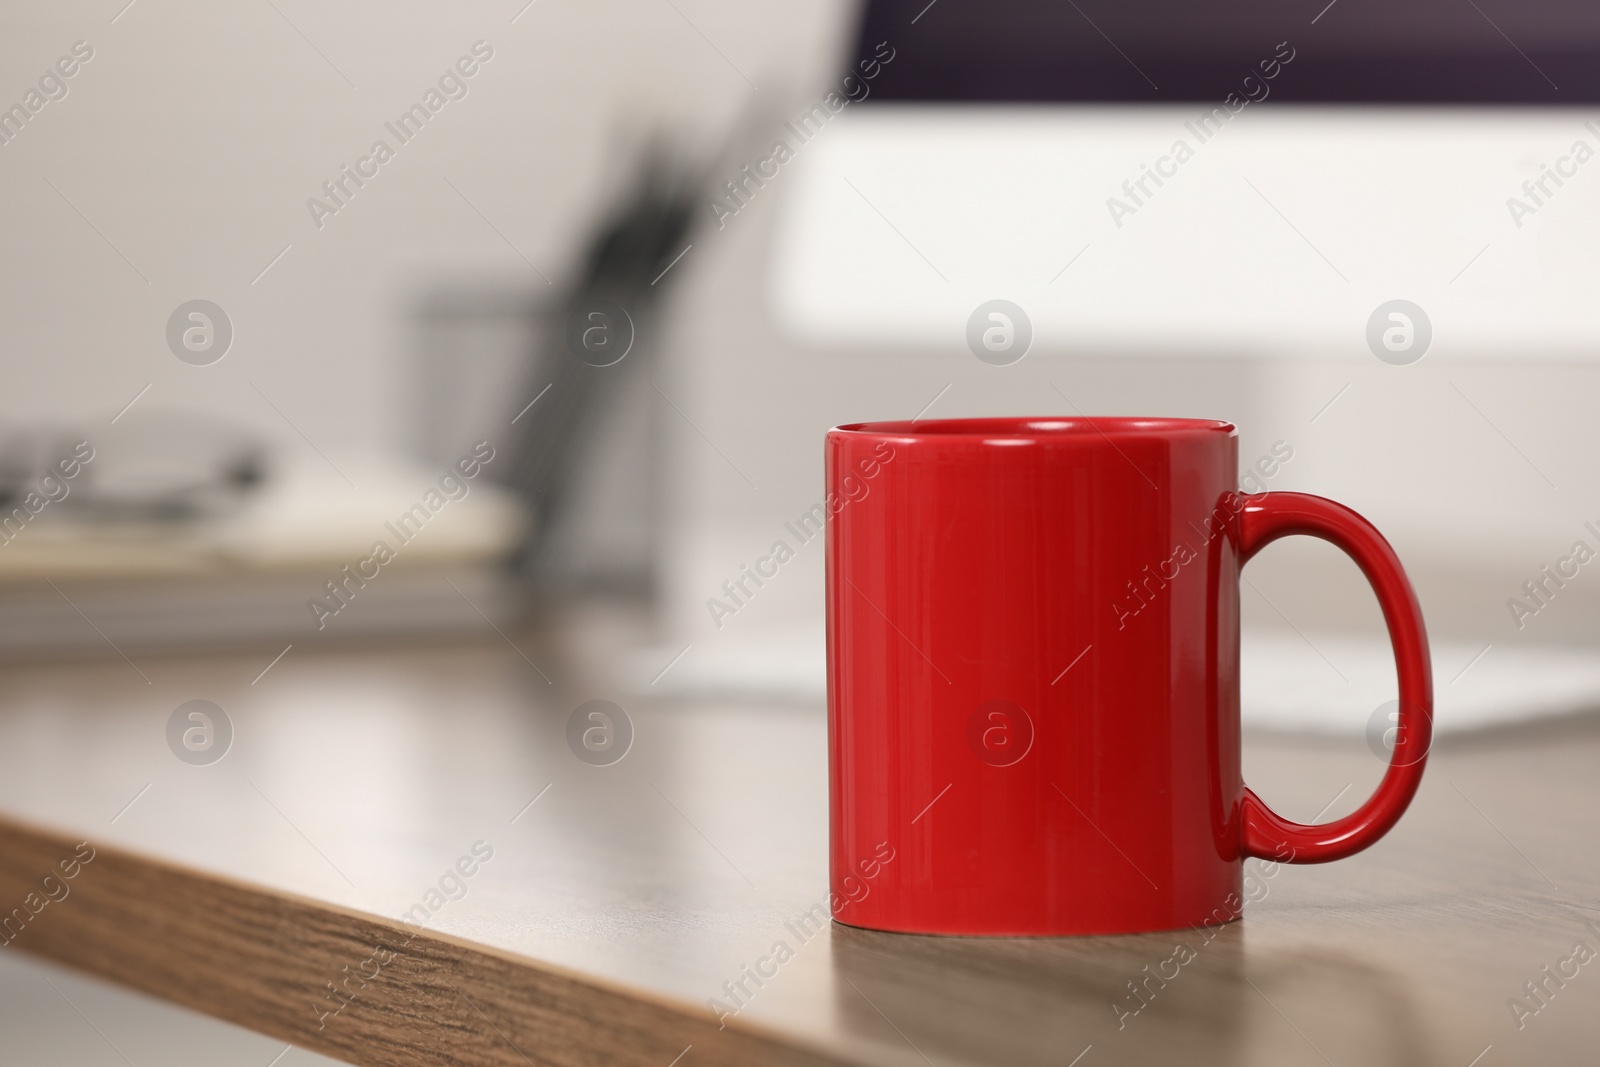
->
<box><xmin>826</xmin><ymin>417</ymin><xmax>1431</xmax><ymax>936</ymax></box>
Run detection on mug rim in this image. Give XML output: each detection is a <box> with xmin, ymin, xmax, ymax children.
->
<box><xmin>830</xmin><ymin>416</ymin><xmax>1237</xmax><ymax>441</ymax></box>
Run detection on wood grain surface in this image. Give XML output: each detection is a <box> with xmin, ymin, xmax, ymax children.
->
<box><xmin>0</xmin><ymin>623</ymin><xmax>1596</xmax><ymax>1066</ymax></box>
<box><xmin>0</xmin><ymin>816</ymin><xmax>832</xmax><ymax>1067</ymax></box>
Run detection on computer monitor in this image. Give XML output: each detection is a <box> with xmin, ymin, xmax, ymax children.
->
<box><xmin>770</xmin><ymin>0</ymin><xmax>1600</xmax><ymax>360</ymax></box>
<box><xmin>849</xmin><ymin>0</ymin><xmax>1600</xmax><ymax>104</ymax></box>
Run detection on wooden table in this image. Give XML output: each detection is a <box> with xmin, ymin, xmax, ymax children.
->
<box><xmin>0</xmin><ymin>617</ymin><xmax>1594</xmax><ymax>1067</ymax></box>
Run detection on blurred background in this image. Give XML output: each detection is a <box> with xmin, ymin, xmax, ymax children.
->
<box><xmin>2</xmin><ymin>0</ymin><xmax>1599</xmax><ymax>748</ymax></box>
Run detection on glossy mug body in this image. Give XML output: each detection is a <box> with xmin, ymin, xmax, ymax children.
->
<box><xmin>825</xmin><ymin>418</ymin><xmax>1431</xmax><ymax>936</ymax></box>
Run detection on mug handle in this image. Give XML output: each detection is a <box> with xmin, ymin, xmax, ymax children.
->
<box><xmin>1237</xmin><ymin>492</ymin><xmax>1433</xmax><ymax>863</ymax></box>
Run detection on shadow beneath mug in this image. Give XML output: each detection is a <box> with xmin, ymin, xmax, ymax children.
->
<box><xmin>1230</xmin><ymin>947</ymin><xmax>1437</xmax><ymax>1067</ymax></box>
<box><xmin>826</xmin><ymin>922</ymin><xmax>1435</xmax><ymax>1067</ymax></box>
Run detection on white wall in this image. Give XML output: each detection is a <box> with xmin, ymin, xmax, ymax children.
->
<box><xmin>0</xmin><ymin>0</ymin><xmax>847</xmax><ymax>452</ymax></box>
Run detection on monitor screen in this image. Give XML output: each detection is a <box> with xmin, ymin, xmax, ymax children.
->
<box><xmin>850</xmin><ymin>0</ymin><xmax>1599</xmax><ymax>103</ymax></box>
